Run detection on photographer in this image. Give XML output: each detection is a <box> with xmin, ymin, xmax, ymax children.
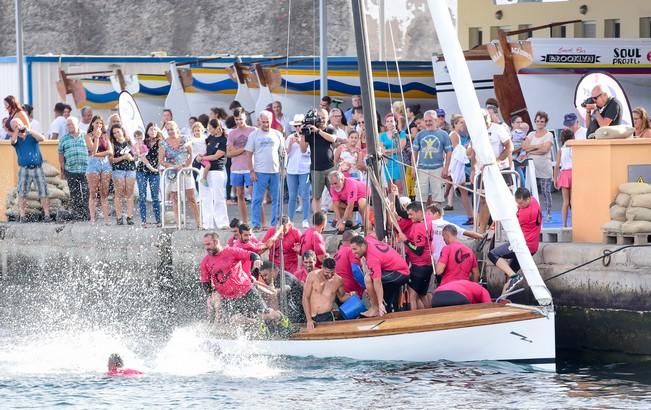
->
<box><xmin>585</xmin><ymin>84</ymin><xmax>622</xmax><ymax>138</ymax></box>
<box><xmin>9</xmin><ymin>118</ymin><xmax>52</xmax><ymax>222</ymax></box>
<box><xmin>298</xmin><ymin>108</ymin><xmax>337</xmax><ymax>214</ymax></box>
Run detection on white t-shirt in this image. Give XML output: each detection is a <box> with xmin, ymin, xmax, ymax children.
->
<box><xmin>431</xmin><ymin>218</ymin><xmax>465</xmax><ymax>261</ymax></box>
<box><xmin>488</xmin><ymin>123</ymin><xmax>511</xmax><ymax>169</ymax></box>
<box><xmin>574</xmin><ymin>126</ymin><xmax>587</xmax><ymax>140</ymax></box>
<box><xmin>190</xmin><ymin>135</ymin><xmax>207</xmax><ymax>161</ymax></box>
<box><xmin>527</xmin><ymin>131</ymin><xmax>554</xmax><ymax>179</ymax></box>
<box><xmin>79</xmin><ymin>121</ymin><xmax>91</xmax><ymax>134</ymax></box>
<box><xmin>285</xmin><ymin>135</ymin><xmax>311</xmax><ymax>175</ymax></box>
<box><xmin>333</xmin><ymin>127</ymin><xmax>347</xmax><ymax>142</ymax></box>
<box><xmin>30</xmin><ymin>119</ymin><xmax>43</xmax><ymax>134</ymax></box>
<box><xmin>244</xmin><ymin>128</ymin><xmax>284</xmax><ymax>173</ymax></box>
<box><xmin>560</xmin><ymin>145</ymin><xmax>572</xmax><ymax>171</ymax></box>
<box><xmin>48</xmin><ymin>116</ymin><xmax>67</xmax><ymax>139</ymax></box>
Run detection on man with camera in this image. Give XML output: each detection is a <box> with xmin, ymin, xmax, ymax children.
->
<box><xmin>298</xmin><ymin>108</ymin><xmax>337</xmax><ymax>214</ymax></box>
<box><xmin>584</xmin><ymin>84</ymin><xmax>621</xmax><ymax>138</ymax></box>
<box><xmin>9</xmin><ymin>118</ymin><xmax>52</xmax><ymax>222</ymax></box>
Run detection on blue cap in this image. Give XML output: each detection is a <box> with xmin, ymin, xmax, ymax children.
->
<box><xmin>436</xmin><ymin>108</ymin><xmax>446</xmax><ymax>118</ymax></box>
<box><xmin>563</xmin><ymin>113</ymin><xmax>578</xmax><ymax>127</ymax></box>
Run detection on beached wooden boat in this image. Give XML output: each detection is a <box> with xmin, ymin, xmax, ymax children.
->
<box><xmin>212</xmin><ymin>303</ymin><xmax>556</xmax><ymax>371</ymax></box>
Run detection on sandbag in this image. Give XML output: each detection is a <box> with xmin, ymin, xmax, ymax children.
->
<box><xmin>26</xmin><ymin>199</ymin><xmax>42</xmax><ymax>209</ymax></box>
<box><xmin>621</xmin><ymin>221</ymin><xmax>651</xmax><ymax>234</ymax></box>
<box><xmin>614</xmin><ymin>193</ymin><xmax>631</xmax><ymax>207</ymax></box>
<box><xmin>630</xmin><ymin>193</ymin><xmax>651</xmax><ymax>209</ymax></box>
<box><xmin>619</xmin><ymin>182</ymin><xmax>651</xmax><ymax>195</ymax></box>
<box><xmin>626</xmin><ymin>207</ymin><xmax>651</xmax><ymax>222</ymax></box>
<box><xmin>46</xmin><ymin>176</ymin><xmax>63</xmax><ymax>185</ymax></box>
<box><xmin>609</xmin><ymin>205</ymin><xmax>627</xmax><ymax>222</ymax></box>
<box><xmin>594</xmin><ymin>125</ymin><xmax>634</xmax><ymax>140</ymax></box>
<box><xmin>601</xmin><ymin>220</ymin><xmax>623</xmax><ymax>233</ymax></box>
<box><xmin>47</xmin><ymin>186</ymin><xmax>67</xmax><ymax>200</ymax></box>
<box><xmin>42</xmin><ymin>162</ymin><xmax>59</xmax><ymax>177</ymax></box>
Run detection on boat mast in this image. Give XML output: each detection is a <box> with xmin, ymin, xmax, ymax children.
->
<box><xmin>319</xmin><ymin>0</ymin><xmax>328</xmax><ymax>98</ymax></box>
<box><xmin>351</xmin><ymin>0</ymin><xmax>385</xmax><ymax>240</ymax></box>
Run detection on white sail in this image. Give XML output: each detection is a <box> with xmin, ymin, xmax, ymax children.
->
<box><xmin>164</xmin><ymin>62</ymin><xmax>192</xmax><ymax>129</ymax></box>
<box><xmin>426</xmin><ymin>0</ymin><xmax>552</xmax><ymax>306</ymax></box>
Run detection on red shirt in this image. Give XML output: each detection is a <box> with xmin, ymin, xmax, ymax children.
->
<box><xmin>106</xmin><ymin>368</ymin><xmax>143</xmax><ymax>376</ymax></box>
<box><xmin>330</xmin><ymin>177</ymin><xmax>367</xmax><ymax>204</ymax></box>
<box><xmin>335</xmin><ymin>245</ymin><xmax>364</xmax><ymax>296</ymax></box>
<box><xmin>518</xmin><ymin>197</ymin><xmax>542</xmax><ymax>254</ymax></box>
<box><xmin>233</xmin><ymin>237</ymin><xmax>266</xmax><ymax>273</ymax></box>
<box><xmin>435</xmin><ymin>280</ymin><xmax>491</xmax><ymax>304</ymax></box>
<box><xmin>300</xmin><ymin>227</ymin><xmax>326</xmax><ymax>268</ymax></box>
<box><xmin>294</xmin><ymin>267</ymin><xmax>309</xmax><ymax>283</ymax></box>
<box><xmin>199</xmin><ymin>247</ymin><xmax>254</xmax><ymax>299</ymax></box>
<box><xmin>438</xmin><ymin>240</ymin><xmax>478</xmax><ymax>286</ymax></box>
<box><xmin>364</xmin><ymin>237</ymin><xmax>409</xmax><ymax>280</ymax></box>
<box><xmin>262</xmin><ymin>226</ymin><xmax>301</xmax><ymax>274</ymax></box>
<box><xmin>227</xmin><ymin>234</ymin><xmax>237</xmax><ymax>247</ymax></box>
<box><xmin>405</xmin><ymin>220</ymin><xmax>431</xmax><ymax>266</ymax></box>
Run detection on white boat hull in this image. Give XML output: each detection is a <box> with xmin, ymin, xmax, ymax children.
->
<box><xmin>212</xmin><ymin>308</ymin><xmax>556</xmax><ymax>372</ymax></box>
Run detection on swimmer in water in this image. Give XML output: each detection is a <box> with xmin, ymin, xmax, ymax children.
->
<box><xmin>106</xmin><ymin>353</ymin><xmax>143</xmax><ymax>376</ymax></box>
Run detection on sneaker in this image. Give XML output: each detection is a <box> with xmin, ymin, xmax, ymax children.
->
<box><xmin>18</xmin><ymin>215</ymin><xmax>27</xmax><ymax>223</ymax></box>
<box><xmin>43</xmin><ymin>215</ymin><xmax>53</xmax><ymax>223</ymax></box>
<box><xmin>126</xmin><ymin>217</ymin><xmax>134</xmax><ymax>226</ymax></box>
<box><xmin>302</xmin><ymin>219</ymin><xmax>310</xmax><ymax>229</ymax></box>
<box><xmin>117</xmin><ymin>217</ymin><xmax>124</xmax><ymax>225</ymax></box>
<box><xmin>444</xmin><ymin>205</ymin><xmax>454</xmax><ymax>211</ymax></box>
<box><xmin>200</xmin><ymin>178</ymin><xmax>209</xmax><ymax>187</ymax></box>
<box><xmin>544</xmin><ymin>213</ymin><xmax>552</xmax><ymax>223</ymax></box>
<box><xmin>462</xmin><ymin>217</ymin><xmax>474</xmax><ymax>226</ymax></box>
<box><xmin>503</xmin><ymin>273</ymin><xmax>524</xmax><ymax>294</ymax></box>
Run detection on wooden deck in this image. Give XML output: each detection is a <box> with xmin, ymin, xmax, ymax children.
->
<box><xmin>292</xmin><ymin>303</ymin><xmax>544</xmax><ymax>341</ymax></box>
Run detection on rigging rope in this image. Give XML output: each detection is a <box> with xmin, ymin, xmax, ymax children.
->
<box><xmin>283</xmin><ymin>0</ymin><xmax>293</xmax><ymax>99</ymax></box>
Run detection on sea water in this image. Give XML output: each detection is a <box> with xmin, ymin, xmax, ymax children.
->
<box><xmin>1</xmin><ymin>270</ymin><xmax>650</xmax><ymax>409</ymax></box>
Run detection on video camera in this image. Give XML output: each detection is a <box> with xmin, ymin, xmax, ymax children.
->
<box><xmin>580</xmin><ymin>96</ymin><xmax>595</xmax><ymax>108</ymax></box>
<box><xmin>300</xmin><ymin>109</ymin><xmax>322</xmax><ymax>137</ymax></box>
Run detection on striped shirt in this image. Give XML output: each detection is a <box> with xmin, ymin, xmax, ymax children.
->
<box><xmin>58</xmin><ymin>132</ymin><xmax>89</xmax><ymax>173</ymax></box>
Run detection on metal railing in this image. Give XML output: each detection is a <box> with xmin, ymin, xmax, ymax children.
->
<box><xmin>160</xmin><ymin>167</ymin><xmax>202</xmax><ymax>230</ymax></box>
<box><xmin>473</xmin><ymin>169</ymin><xmax>521</xmax><ymax>239</ymax></box>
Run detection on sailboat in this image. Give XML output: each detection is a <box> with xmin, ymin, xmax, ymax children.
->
<box><xmin>211</xmin><ymin>0</ymin><xmax>556</xmax><ymax>371</ymax></box>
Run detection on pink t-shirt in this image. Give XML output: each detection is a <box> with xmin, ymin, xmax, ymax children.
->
<box><xmin>335</xmin><ymin>245</ymin><xmax>364</xmax><ymax>296</ymax></box>
<box><xmin>518</xmin><ymin>197</ymin><xmax>542</xmax><ymax>254</ymax></box>
<box><xmin>199</xmin><ymin>247</ymin><xmax>254</xmax><ymax>299</ymax></box>
<box><xmin>405</xmin><ymin>221</ymin><xmax>431</xmax><ymax>266</ymax></box>
<box><xmin>106</xmin><ymin>368</ymin><xmax>143</xmax><ymax>376</ymax></box>
<box><xmin>330</xmin><ymin>177</ymin><xmax>367</xmax><ymax>204</ymax></box>
<box><xmin>300</xmin><ymin>227</ymin><xmax>326</xmax><ymax>268</ymax></box>
<box><xmin>233</xmin><ymin>237</ymin><xmax>266</xmax><ymax>274</ymax></box>
<box><xmin>364</xmin><ymin>237</ymin><xmax>409</xmax><ymax>280</ymax></box>
<box><xmin>438</xmin><ymin>240</ymin><xmax>478</xmax><ymax>286</ymax></box>
<box><xmin>435</xmin><ymin>280</ymin><xmax>491</xmax><ymax>304</ymax></box>
<box><xmin>294</xmin><ymin>267</ymin><xmax>309</xmax><ymax>283</ymax></box>
<box><xmin>262</xmin><ymin>226</ymin><xmax>301</xmax><ymax>274</ymax></box>
<box><xmin>227</xmin><ymin>126</ymin><xmax>255</xmax><ymax>172</ymax></box>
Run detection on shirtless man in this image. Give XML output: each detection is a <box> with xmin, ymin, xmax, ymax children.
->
<box><xmin>303</xmin><ymin>257</ymin><xmax>353</xmax><ymax>329</ymax></box>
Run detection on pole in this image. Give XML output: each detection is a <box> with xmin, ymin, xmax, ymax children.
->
<box><xmin>319</xmin><ymin>0</ymin><xmax>328</xmax><ymax>98</ymax></box>
<box><xmin>378</xmin><ymin>0</ymin><xmax>385</xmax><ymax>61</ymax></box>
<box><xmin>351</xmin><ymin>0</ymin><xmax>385</xmax><ymax>241</ymax></box>
<box><xmin>15</xmin><ymin>0</ymin><xmax>24</xmax><ymax>102</ymax></box>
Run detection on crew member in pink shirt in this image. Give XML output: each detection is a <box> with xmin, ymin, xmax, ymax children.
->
<box><xmin>227</xmin><ymin>218</ymin><xmax>240</xmax><ymax>246</ymax></box>
<box><xmin>431</xmin><ymin>280</ymin><xmax>491</xmax><ymax>308</ymax></box>
<box><xmin>233</xmin><ymin>223</ymin><xmax>271</xmax><ymax>276</ymax></box>
<box><xmin>294</xmin><ymin>250</ymin><xmax>317</xmax><ymax>283</ymax></box>
<box><xmin>394</xmin><ymin>201</ymin><xmax>433</xmax><ymax>310</ymax></box>
<box><xmin>328</xmin><ymin>170</ymin><xmax>368</xmax><ymax>232</ymax></box>
<box><xmin>105</xmin><ymin>353</ymin><xmax>143</xmax><ymax>376</ymax></box>
<box><xmin>299</xmin><ymin>211</ymin><xmax>327</xmax><ymax>268</ymax></box>
<box><xmin>199</xmin><ymin>232</ymin><xmax>279</xmax><ymax>322</ymax></box>
<box><xmin>350</xmin><ymin>235</ymin><xmax>409</xmax><ymax>317</ymax></box>
<box><xmin>435</xmin><ymin>224</ymin><xmax>479</xmax><ymax>286</ymax></box>
<box><xmin>334</xmin><ymin>230</ymin><xmax>365</xmax><ymax>296</ymax></box>
<box><xmin>262</xmin><ymin>216</ymin><xmax>302</xmax><ymax>274</ymax></box>
<box><xmin>487</xmin><ymin>187</ymin><xmax>542</xmax><ymax>295</ymax></box>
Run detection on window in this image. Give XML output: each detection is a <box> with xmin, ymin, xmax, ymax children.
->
<box><xmin>490</xmin><ymin>26</ymin><xmax>510</xmax><ymax>41</ymax></box>
<box><xmin>605</xmin><ymin>19</ymin><xmax>621</xmax><ymax>38</ymax></box>
<box><xmin>469</xmin><ymin>27</ymin><xmax>483</xmax><ymax>48</ymax></box>
<box><xmin>575</xmin><ymin>20</ymin><xmax>596</xmax><ymax>38</ymax></box>
<box><xmin>641</xmin><ymin>17</ymin><xmax>651</xmax><ymax>38</ymax></box>
<box><xmin>518</xmin><ymin>24</ymin><xmax>532</xmax><ymax>40</ymax></box>
<box><xmin>551</xmin><ymin>25</ymin><xmax>567</xmax><ymax>38</ymax></box>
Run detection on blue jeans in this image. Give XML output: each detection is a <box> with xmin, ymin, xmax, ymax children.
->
<box><xmin>251</xmin><ymin>172</ymin><xmax>279</xmax><ymax>228</ymax></box>
<box><xmin>136</xmin><ymin>171</ymin><xmax>161</xmax><ymax>223</ymax></box>
<box><xmin>287</xmin><ymin>173</ymin><xmax>310</xmax><ymax>221</ymax></box>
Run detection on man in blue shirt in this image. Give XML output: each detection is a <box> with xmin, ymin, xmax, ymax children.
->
<box><xmin>9</xmin><ymin>118</ymin><xmax>51</xmax><ymax>222</ymax></box>
<box><xmin>412</xmin><ymin>110</ymin><xmax>452</xmax><ymax>207</ymax></box>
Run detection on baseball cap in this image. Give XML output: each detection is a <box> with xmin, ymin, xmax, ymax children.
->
<box><xmin>436</xmin><ymin>108</ymin><xmax>446</xmax><ymax>118</ymax></box>
<box><xmin>563</xmin><ymin>113</ymin><xmax>578</xmax><ymax>127</ymax></box>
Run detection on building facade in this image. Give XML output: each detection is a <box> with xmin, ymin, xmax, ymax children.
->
<box><xmin>457</xmin><ymin>0</ymin><xmax>651</xmax><ymax>49</ymax></box>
